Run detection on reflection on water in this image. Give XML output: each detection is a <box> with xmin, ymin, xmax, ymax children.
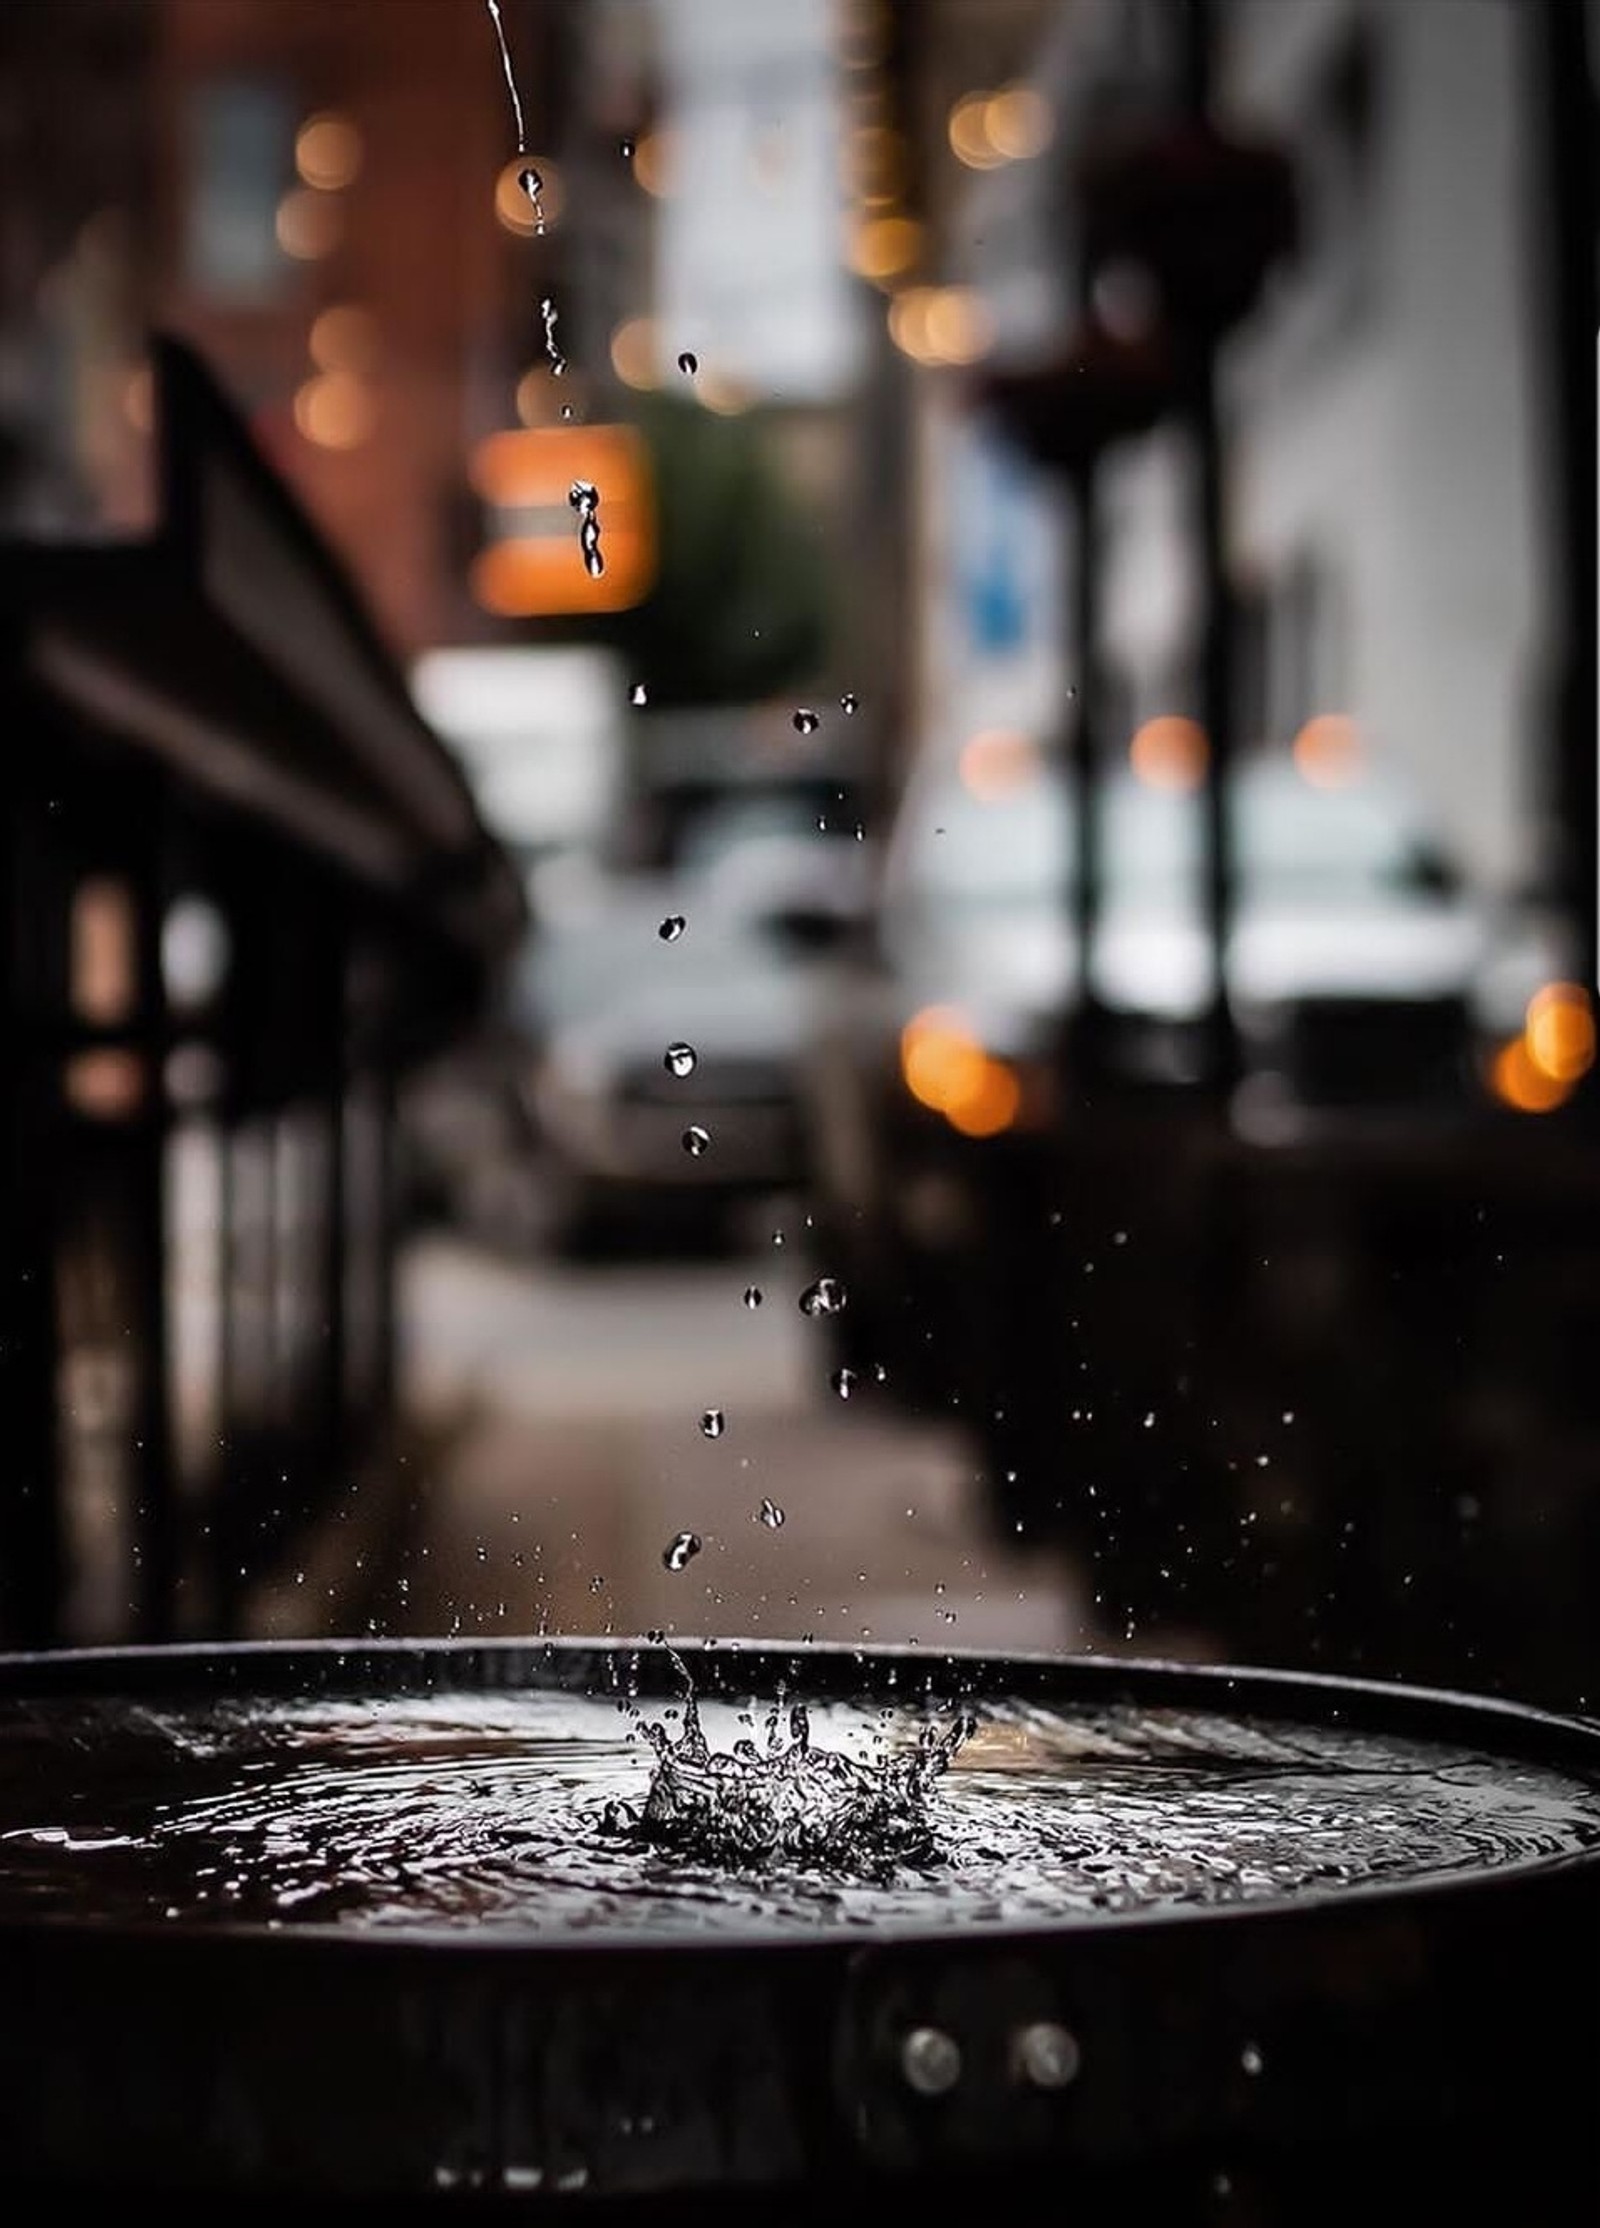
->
<box><xmin>0</xmin><ymin>1680</ymin><xmax>1597</xmax><ymax>1938</ymax></box>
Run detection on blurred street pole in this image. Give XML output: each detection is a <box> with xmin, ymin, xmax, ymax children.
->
<box><xmin>1527</xmin><ymin>0</ymin><xmax>1597</xmax><ymax>1010</ymax></box>
<box><xmin>1180</xmin><ymin>0</ymin><xmax>1240</xmax><ymax>1098</ymax></box>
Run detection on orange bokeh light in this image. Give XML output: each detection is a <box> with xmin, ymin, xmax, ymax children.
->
<box><xmin>1130</xmin><ymin>715</ymin><xmax>1208</xmax><ymax>791</ymax></box>
<box><xmin>900</xmin><ymin>1007</ymin><xmax>1020</xmax><ymax>1137</ymax></box>
<box><xmin>958</xmin><ymin>728</ymin><xmax>1039</xmax><ymax>801</ymax></box>
<box><xmin>1489</xmin><ymin>1035</ymin><xmax>1573</xmax><ymax>1114</ymax></box>
<box><xmin>1524</xmin><ymin>981</ymin><xmax>1596</xmax><ymax>1083</ymax></box>
<box><xmin>1294</xmin><ymin>713</ymin><xmax>1364</xmax><ymax>789</ymax></box>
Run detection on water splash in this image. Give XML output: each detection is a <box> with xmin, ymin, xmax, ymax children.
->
<box><xmin>569</xmin><ymin>480</ymin><xmax>604</xmax><ymax>577</ymax></box>
<box><xmin>540</xmin><ymin>295</ymin><xmax>566</xmax><ymax>377</ymax></box>
<box><xmin>629</xmin><ymin>1651</ymin><xmax>976</xmax><ymax>1877</ymax></box>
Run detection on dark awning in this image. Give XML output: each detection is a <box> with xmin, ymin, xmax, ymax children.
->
<box><xmin>6</xmin><ymin>335</ymin><xmax>524</xmax><ymax>973</ymax></box>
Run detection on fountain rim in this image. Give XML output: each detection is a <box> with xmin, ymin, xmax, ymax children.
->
<box><xmin>1</xmin><ymin>1632</ymin><xmax>1596</xmax><ymax>1954</ymax></box>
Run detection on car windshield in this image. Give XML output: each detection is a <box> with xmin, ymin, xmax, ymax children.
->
<box><xmin>887</xmin><ymin>759</ymin><xmax>1454</xmax><ymax>912</ymax></box>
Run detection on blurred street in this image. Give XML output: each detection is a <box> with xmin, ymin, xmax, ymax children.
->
<box><xmin>250</xmin><ymin>1222</ymin><xmax>1107</xmax><ymax>1657</ymax></box>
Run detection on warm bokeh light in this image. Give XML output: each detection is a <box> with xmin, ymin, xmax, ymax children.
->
<box><xmin>948</xmin><ymin>92</ymin><xmax>1004</xmax><ymax>170</ymax></box>
<box><xmin>1130</xmin><ymin>714</ymin><xmax>1209</xmax><ymax>791</ymax></box>
<box><xmin>959</xmin><ymin>728</ymin><xmax>1040</xmax><ymax>801</ymax></box>
<box><xmin>888</xmin><ymin>285</ymin><xmax>992</xmax><ymax>366</ymax></box>
<box><xmin>469</xmin><ymin>423</ymin><xmax>656</xmax><ymax>616</ymax></box>
<box><xmin>947</xmin><ymin>1064</ymin><xmax>1022</xmax><ymax>1138</ymax></box>
<box><xmin>632</xmin><ymin>133</ymin><xmax>674</xmax><ymax>197</ymax></box>
<box><xmin>1294</xmin><ymin>712</ymin><xmax>1364</xmax><ymax>788</ymax></box>
<box><xmin>695</xmin><ymin>369</ymin><xmax>752</xmax><ymax>416</ymax></box>
<box><xmin>1524</xmin><ymin>982</ymin><xmax>1596</xmax><ymax>1083</ymax></box>
<box><xmin>65</xmin><ymin>1049</ymin><xmax>144</xmax><ymax>1120</ymax></box>
<box><xmin>923</xmin><ymin>286</ymin><xmax>992</xmax><ymax>364</ymax></box>
<box><xmin>900</xmin><ymin>1007</ymin><xmax>1021</xmax><ymax>1137</ymax></box>
<box><xmin>293</xmin><ymin>370</ymin><xmax>375</xmax><ymax>450</ymax></box>
<box><xmin>609</xmin><ymin>316</ymin><xmax>660</xmax><ymax>391</ymax></box>
<box><xmin>71</xmin><ymin>877</ymin><xmax>137</xmax><ymax>1025</ymax></box>
<box><xmin>847</xmin><ymin>124</ymin><xmax>906</xmax><ymax>205</ymax></box>
<box><xmin>295</xmin><ymin>112</ymin><xmax>363</xmax><ymax>192</ymax></box>
<box><xmin>309</xmin><ymin>304</ymin><xmax>380</xmax><ymax>372</ymax></box>
<box><xmin>515</xmin><ymin>364</ymin><xmax>582</xmax><ymax>426</ymax></box>
<box><xmin>983</xmin><ymin>85</ymin><xmax>1053</xmax><ymax>160</ymax></box>
<box><xmin>848</xmin><ymin>213</ymin><xmax>922</xmax><ymax>282</ymax></box>
<box><xmin>276</xmin><ymin>187</ymin><xmax>343</xmax><ymax>261</ymax></box>
<box><xmin>495</xmin><ymin>156</ymin><xmax>563</xmax><ymax>234</ymax></box>
<box><xmin>1489</xmin><ymin>1034</ymin><xmax>1574</xmax><ymax>1114</ymax></box>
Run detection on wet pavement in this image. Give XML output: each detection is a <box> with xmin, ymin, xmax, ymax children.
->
<box><xmin>247</xmin><ymin>1225</ymin><xmax>1121</xmax><ymax>1658</ymax></box>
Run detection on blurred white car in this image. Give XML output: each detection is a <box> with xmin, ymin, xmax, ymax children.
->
<box><xmin>520</xmin><ymin>803</ymin><xmax>868</xmax><ymax>1254</ymax></box>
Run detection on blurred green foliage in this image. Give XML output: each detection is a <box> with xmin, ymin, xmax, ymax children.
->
<box><xmin>590</xmin><ymin>391</ymin><xmax>833</xmax><ymax>706</ymax></box>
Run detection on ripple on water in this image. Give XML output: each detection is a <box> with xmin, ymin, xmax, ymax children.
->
<box><xmin>0</xmin><ymin>1681</ymin><xmax>1595</xmax><ymax>1940</ymax></box>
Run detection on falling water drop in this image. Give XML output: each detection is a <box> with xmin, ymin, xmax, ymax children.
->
<box><xmin>840</xmin><ymin>691</ymin><xmax>859</xmax><ymax>716</ymax></box>
<box><xmin>658</xmin><ymin>914</ymin><xmax>686</xmax><ymax>942</ymax></box>
<box><xmin>663</xmin><ymin>1531</ymin><xmax>703</xmax><ymax>1573</ymax></box>
<box><xmin>682</xmin><ymin>1125</ymin><xmax>711</xmax><ymax>1157</ymax></box>
<box><xmin>620</xmin><ymin>137</ymin><xmax>635</xmax><ymax>159</ymax></box>
<box><xmin>540</xmin><ymin>295</ymin><xmax>566</xmax><ymax>377</ymax></box>
<box><xmin>742</xmin><ymin>1285</ymin><xmax>763</xmax><ymax>1309</ymax></box>
<box><xmin>630</xmin><ymin>682</ymin><xmax>648</xmax><ymax>707</ymax></box>
<box><xmin>699</xmin><ymin>1407</ymin><xmax>726</xmax><ymax>1439</ymax></box>
<box><xmin>569</xmin><ymin>480</ymin><xmax>604</xmax><ymax>577</ymax></box>
<box><xmin>677</xmin><ymin>350</ymin><xmax>698</xmax><ymax>377</ymax></box>
<box><xmin>664</xmin><ymin>1041</ymin><xmax>697</xmax><ymax>1078</ymax></box>
<box><xmin>792</xmin><ymin>708</ymin><xmax>819</xmax><ymax>736</ymax></box>
<box><xmin>832</xmin><ymin>1367</ymin><xmax>859</xmax><ymax>1400</ymax></box>
<box><xmin>799</xmin><ymin>1276</ymin><xmax>846</xmax><ymax>1317</ymax></box>
<box><xmin>485</xmin><ymin>0</ymin><xmax>528</xmax><ymax>152</ymax></box>
<box><xmin>757</xmin><ymin>1498</ymin><xmax>786</xmax><ymax>1529</ymax></box>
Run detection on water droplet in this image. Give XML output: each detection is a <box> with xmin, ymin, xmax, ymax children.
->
<box><xmin>1241</xmin><ymin>2043</ymin><xmax>1264</xmax><ymax>2076</ymax></box>
<box><xmin>757</xmin><ymin>1497</ymin><xmax>785</xmax><ymax>1529</ymax></box>
<box><xmin>683</xmin><ymin>1125</ymin><xmax>711</xmax><ymax>1156</ymax></box>
<box><xmin>630</xmin><ymin>682</ymin><xmax>648</xmax><ymax>707</ymax></box>
<box><xmin>663</xmin><ymin>1531</ymin><xmax>702</xmax><ymax>1573</ymax></box>
<box><xmin>771</xmin><ymin>1228</ymin><xmax>785</xmax><ymax>1247</ymax></box>
<box><xmin>839</xmin><ymin>691</ymin><xmax>858</xmax><ymax>716</ymax></box>
<box><xmin>699</xmin><ymin>1407</ymin><xmax>726</xmax><ymax>1439</ymax></box>
<box><xmin>832</xmin><ymin>1367</ymin><xmax>858</xmax><ymax>1399</ymax></box>
<box><xmin>799</xmin><ymin>1276</ymin><xmax>846</xmax><ymax>1317</ymax></box>
<box><xmin>664</xmin><ymin>1041</ymin><xmax>697</xmax><ymax>1078</ymax></box>
<box><xmin>792</xmin><ymin>708</ymin><xmax>819</xmax><ymax>735</ymax></box>
<box><xmin>539</xmin><ymin>294</ymin><xmax>566</xmax><ymax>378</ymax></box>
<box><xmin>677</xmin><ymin>350</ymin><xmax>698</xmax><ymax>376</ymax></box>
<box><xmin>658</xmin><ymin>914</ymin><xmax>686</xmax><ymax>942</ymax></box>
<box><xmin>620</xmin><ymin>137</ymin><xmax>635</xmax><ymax>159</ymax></box>
<box><xmin>743</xmin><ymin>1285</ymin><xmax>763</xmax><ymax>1308</ymax></box>
<box><xmin>517</xmin><ymin>165</ymin><xmax>546</xmax><ymax>233</ymax></box>
<box><xmin>568</xmin><ymin>479</ymin><xmax>604</xmax><ymax>577</ymax></box>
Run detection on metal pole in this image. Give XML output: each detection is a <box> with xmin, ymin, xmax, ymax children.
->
<box><xmin>1067</xmin><ymin>456</ymin><xmax>1106</xmax><ymax>1088</ymax></box>
<box><xmin>1526</xmin><ymin>0</ymin><xmax>1597</xmax><ymax>1007</ymax></box>
<box><xmin>1180</xmin><ymin>0</ymin><xmax>1240</xmax><ymax>1095</ymax></box>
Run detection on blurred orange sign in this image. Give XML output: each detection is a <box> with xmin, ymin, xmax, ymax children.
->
<box><xmin>469</xmin><ymin>423</ymin><xmax>656</xmax><ymax>616</ymax></box>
